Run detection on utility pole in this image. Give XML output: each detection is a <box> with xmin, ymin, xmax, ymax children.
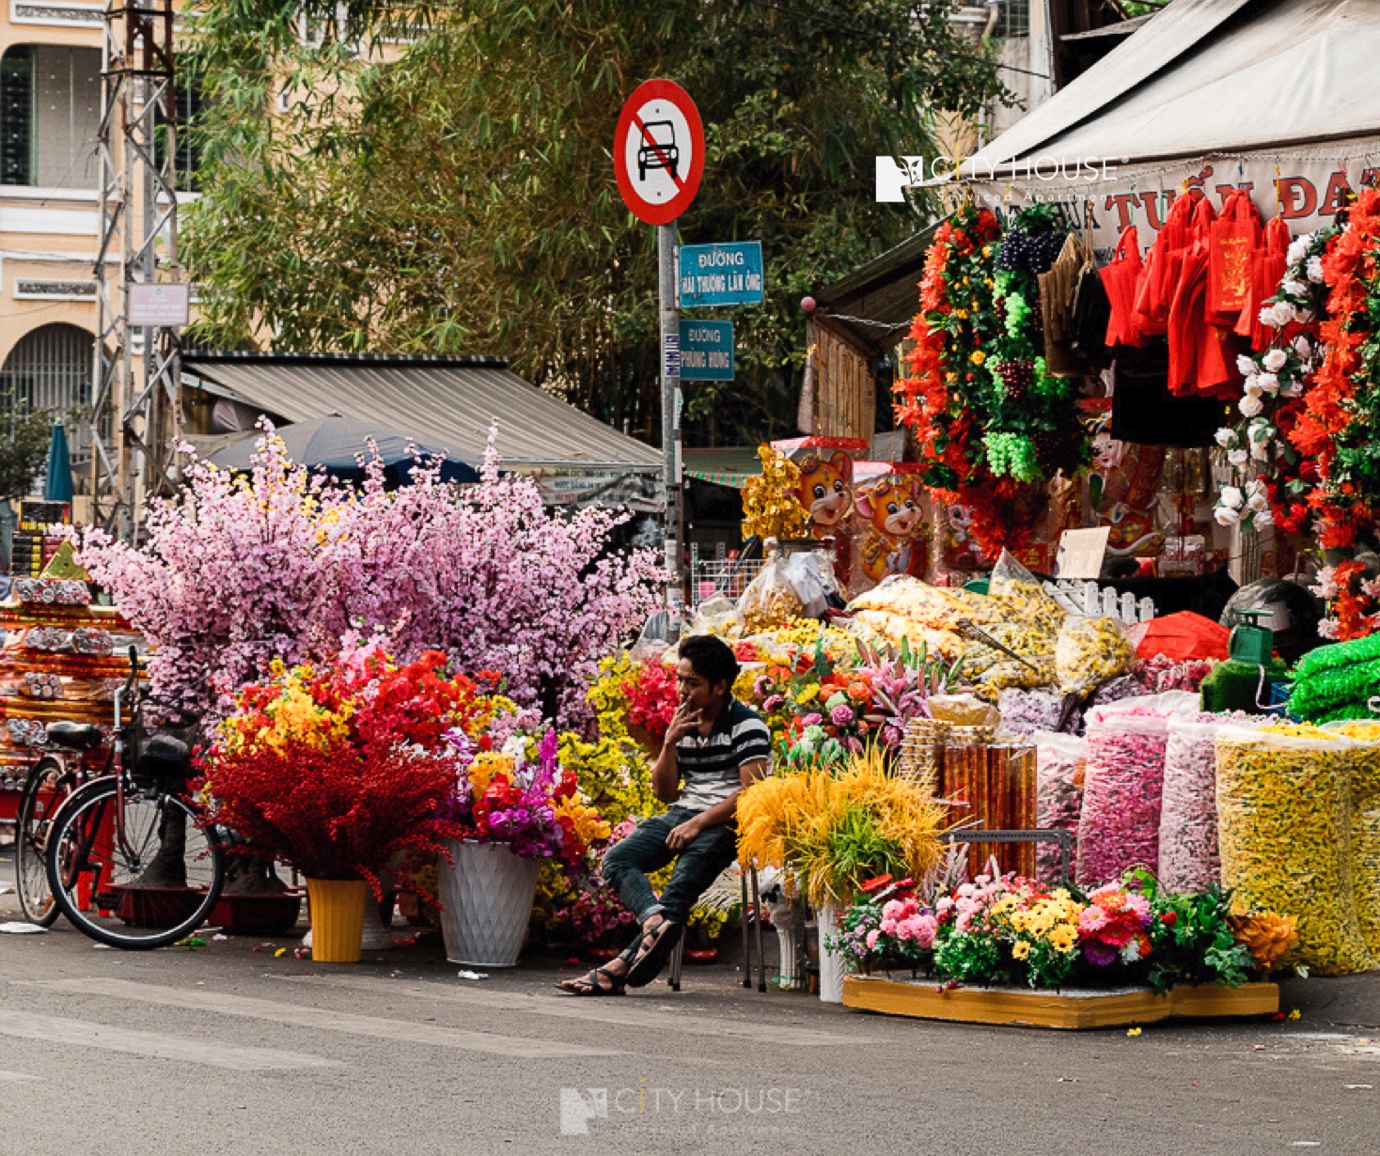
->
<box><xmin>91</xmin><ymin>0</ymin><xmax>185</xmax><ymax>542</ymax></box>
<box><xmin>658</xmin><ymin>222</ymin><xmax>684</xmax><ymax>618</ymax></box>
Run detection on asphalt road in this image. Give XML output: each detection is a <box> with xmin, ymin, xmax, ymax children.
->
<box><xmin>0</xmin><ymin>853</ymin><xmax>1377</xmax><ymax>1156</ymax></box>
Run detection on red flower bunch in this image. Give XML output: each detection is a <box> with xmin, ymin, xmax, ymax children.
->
<box><xmin>201</xmin><ymin>740</ymin><xmax>466</xmax><ymax>896</ymax></box>
<box><xmin>1289</xmin><ymin>190</ymin><xmax>1380</xmax><ymax>551</ymax></box>
<box><xmin>621</xmin><ymin>662</ymin><xmax>678</xmax><ymax>744</ymax></box>
<box><xmin>205</xmin><ymin>645</ymin><xmax>529</xmax><ymax>891</ymax></box>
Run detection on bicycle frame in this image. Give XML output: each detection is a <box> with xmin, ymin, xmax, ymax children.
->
<box><xmin>45</xmin><ymin>652</ymin><xmax>140</xmax><ymax>898</ymax></box>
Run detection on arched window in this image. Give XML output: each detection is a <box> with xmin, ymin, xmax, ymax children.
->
<box><xmin>0</xmin><ymin>45</ymin><xmax>101</xmax><ymax>188</ymax></box>
<box><xmin>1</xmin><ymin>324</ymin><xmax>94</xmax><ymax>457</ymax></box>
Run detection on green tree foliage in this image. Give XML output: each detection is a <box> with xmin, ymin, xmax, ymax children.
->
<box><xmin>0</xmin><ymin>393</ymin><xmax>54</xmax><ymax>503</ymax></box>
<box><xmin>182</xmin><ymin>0</ymin><xmax>1006</xmax><ymax>445</ymax></box>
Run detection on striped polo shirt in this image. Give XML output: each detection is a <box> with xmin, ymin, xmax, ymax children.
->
<box><xmin>676</xmin><ymin>696</ymin><xmax>772</xmax><ymax>814</ymax></box>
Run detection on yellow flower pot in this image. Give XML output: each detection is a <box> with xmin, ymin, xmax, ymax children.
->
<box><xmin>306</xmin><ymin>877</ymin><xmax>369</xmax><ymax>963</ymax></box>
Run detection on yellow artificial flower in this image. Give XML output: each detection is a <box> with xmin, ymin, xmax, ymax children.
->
<box><xmin>1011</xmin><ymin>941</ymin><xmax>1030</xmax><ymax>960</ymax></box>
<box><xmin>970</xmin><ymin>350</ymin><xmax>986</xmax><ymax>367</ymax></box>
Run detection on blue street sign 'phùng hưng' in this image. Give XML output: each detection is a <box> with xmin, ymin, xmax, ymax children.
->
<box><xmin>679</xmin><ymin>320</ymin><xmax>734</xmax><ymax>381</ymax></box>
<box><xmin>678</xmin><ymin>241</ymin><xmax>764</xmax><ymax>307</ymax></box>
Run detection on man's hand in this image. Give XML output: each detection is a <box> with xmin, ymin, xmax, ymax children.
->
<box><xmin>664</xmin><ymin>701</ymin><xmax>703</xmax><ymax>746</ymax></box>
<box><xmin>665</xmin><ymin>814</ymin><xmax>705</xmax><ymax>852</ymax></box>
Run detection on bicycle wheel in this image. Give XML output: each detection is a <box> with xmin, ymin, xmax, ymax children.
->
<box><xmin>15</xmin><ymin>757</ymin><xmax>77</xmax><ymax>927</ymax></box>
<box><xmin>46</xmin><ymin>778</ymin><xmax>225</xmax><ymax>949</ymax></box>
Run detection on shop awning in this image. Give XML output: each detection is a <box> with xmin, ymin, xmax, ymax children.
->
<box><xmin>683</xmin><ymin>447</ymin><xmax>764</xmax><ymax>489</ymax></box>
<box><xmin>182</xmin><ymin>351</ymin><xmax>663</xmax><ymax>475</ymax></box>
<box><xmin>936</xmin><ymin>0</ymin><xmax>1380</xmax><ymax>254</ymax></box>
<box><xmin>810</xmin><ymin>224</ymin><xmax>939</xmax><ymax>355</ymax></box>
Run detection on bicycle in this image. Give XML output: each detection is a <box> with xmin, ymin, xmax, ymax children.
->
<box><xmin>40</xmin><ymin>649</ymin><xmax>228</xmax><ymax>949</ymax></box>
<box><xmin>11</xmin><ymin>660</ymin><xmax>138</xmax><ymax>927</ymax></box>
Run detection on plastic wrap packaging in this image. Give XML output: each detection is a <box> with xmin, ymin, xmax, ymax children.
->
<box><xmin>986</xmin><ymin>550</ymin><xmax>1066</xmax><ymax>648</ymax></box>
<box><xmin>1076</xmin><ymin>708</ymin><xmax>1168</xmax><ymax>885</ymax></box>
<box><xmin>1034</xmin><ymin>732</ymin><xmax>1087</xmax><ymax>884</ymax></box>
<box><xmin>845</xmin><ymin>576</ymin><xmax>989</xmax><ymax>659</ymax></box>
<box><xmin>1055</xmin><ymin>615</ymin><xmax>1136</xmax><ymax>695</ymax></box>
<box><xmin>1325</xmin><ymin>721</ymin><xmax>1380</xmax><ymax>959</ymax></box>
<box><xmin>927</xmin><ymin>693</ymin><xmax>999</xmax><ymax>728</ymax></box>
<box><xmin>998</xmin><ymin>688</ymin><xmax>1064</xmax><ymax>735</ymax></box>
<box><xmin>736</xmin><ymin>559</ymin><xmax>803</xmax><ymax>632</ymax></box>
<box><xmin>1158</xmin><ymin>716</ymin><xmax>1226</xmax><ymax>893</ymax></box>
<box><xmin>686</xmin><ymin>594</ymin><xmax>743</xmax><ymax>641</ymax></box>
<box><xmin>1216</xmin><ymin>724</ymin><xmax>1374</xmax><ymax>975</ymax></box>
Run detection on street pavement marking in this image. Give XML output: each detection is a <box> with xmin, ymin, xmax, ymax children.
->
<box><xmin>32</xmin><ymin>978</ymin><xmax>623</xmax><ymax>1060</ymax></box>
<box><xmin>0</xmin><ymin>1069</ymin><xmax>40</xmax><ymax>1082</ymax></box>
<box><xmin>276</xmin><ymin>973</ymin><xmax>862</xmax><ymax>1047</ymax></box>
<box><xmin>0</xmin><ymin>1007</ymin><xmax>340</xmax><ymax>1072</ymax></box>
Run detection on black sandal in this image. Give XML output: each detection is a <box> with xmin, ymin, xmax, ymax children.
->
<box><xmin>556</xmin><ymin>966</ymin><xmax>626</xmax><ymax>997</ymax></box>
<box><xmin>624</xmin><ymin>920</ymin><xmax>683</xmax><ymax>988</ymax></box>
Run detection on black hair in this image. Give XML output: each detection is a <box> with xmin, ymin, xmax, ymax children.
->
<box><xmin>678</xmin><ymin>633</ymin><xmax>740</xmax><ymax>690</ymax></box>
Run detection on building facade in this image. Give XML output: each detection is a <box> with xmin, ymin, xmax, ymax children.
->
<box><xmin>0</xmin><ymin>0</ymin><xmax>107</xmax><ymax>475</ymax></box>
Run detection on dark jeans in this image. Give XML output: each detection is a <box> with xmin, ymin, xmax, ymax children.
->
<box><xmin>601</xmin><ymin>806</ymin><xmax>738</xmax><ymax>962</ymax></box>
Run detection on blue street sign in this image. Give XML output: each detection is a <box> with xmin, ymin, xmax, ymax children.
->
<box><xmin>679</xmin><ymin>320</ymin><xmax>734</xmax><ymax>381</ymax></box>
<box><xmin>678</xmin><ymin>241</ymin><xmax>764</xmax><ymax>307</ymax></box>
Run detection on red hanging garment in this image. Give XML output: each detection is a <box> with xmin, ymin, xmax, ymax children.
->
<box><xmin>1133</xmin><ymin>194</ymin><xmax>1195</xmax><ymax>337</ymax></box>
<box><xmin>1167</xmin><ymin>239</ymin><xmax>1207</xmax><ymax>396</ymax></box>
<box><xmin>1207</xmin><ymin>188</ymin><xmax>1262</xmax><ymax>327</ymax></box>
<box><xmin>1187</xmin><ymin>196</ymin><xmax>1235</xmax><ymax>396</ymax></box>
<box><xmin>1235</xmin><ymin>215</ymin><xmax>1291</xmax><ymax>351</ymax></box>
<box><xmin>1102</xmin><ymin>226</ymin><xmax>1144</xmax><ymax>348</ymax></box>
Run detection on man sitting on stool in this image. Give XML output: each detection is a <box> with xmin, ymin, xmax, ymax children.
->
<box><xmin>559</xmin><ymin>633</ymin><xmax>770</xmax><ymax>995</ymax></box>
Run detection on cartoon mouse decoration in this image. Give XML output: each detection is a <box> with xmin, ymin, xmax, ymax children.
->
<box><xmin>796</xmin><ymin>451</ymin><xmax>853</xmax><ymax>536</ymax></box>
<box><xmin>855</xmin><ymin>474</ymin><xmax>928</xmax><ymax>584</ymax></box>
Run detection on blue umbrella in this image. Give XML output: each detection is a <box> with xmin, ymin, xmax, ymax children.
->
<box><xmin>44</xmin><ymin>419</ymin><xmax>74</xmax><ymax>504</ymax></box>
<box><xmin>207</xmin><ymin>413</ymin><xmax>478</xmax><ymax>485</ymax></box>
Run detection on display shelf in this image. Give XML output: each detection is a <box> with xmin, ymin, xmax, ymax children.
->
<box><xmin>842</xmin><ymin>975</ymin><xmax>1280</xmax><ymax>1029</ymax></box>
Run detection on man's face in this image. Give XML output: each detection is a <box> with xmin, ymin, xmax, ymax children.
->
<box><xmin>676</xmin><ymin>657</ymin><xmax>726</xmax><ymax>716</ymax></box>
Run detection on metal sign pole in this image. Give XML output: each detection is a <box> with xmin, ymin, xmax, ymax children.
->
<box><xmin>658</xmin><ymin>221</ymin><xmax>683</xmax><ymax>618</ymax></box>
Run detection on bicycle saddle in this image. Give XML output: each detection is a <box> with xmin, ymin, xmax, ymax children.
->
<box><xmin>46</xmin><ymin>721</ymin><xmax>104</xmax><ymax>750</ymax></box>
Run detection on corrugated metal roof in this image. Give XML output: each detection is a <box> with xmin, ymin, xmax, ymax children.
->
<box><xmin>811</xmin><ymin>222</ymin><xmax>939</xmax><ymax>354</ymax></box>
<box><xmin>182</xmin><ymin>352</ymin><xmax>662</xmax><ymax>471</ymax></box>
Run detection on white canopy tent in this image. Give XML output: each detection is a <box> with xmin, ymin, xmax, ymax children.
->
<box><xmin>939</xmin><ymin>0</ymin><xmax>1380</xmax><ymax>254</ymax></box>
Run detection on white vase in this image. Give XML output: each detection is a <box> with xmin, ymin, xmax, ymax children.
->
<box><xmin>438</xmin><ymin>838</ymin><xmax>540</xmax><ymax>968</ymax></box>
<box><xmin>817</xmin><ymin>900</ymin><xmax>846</xmax><ymax>1004</ymax></box>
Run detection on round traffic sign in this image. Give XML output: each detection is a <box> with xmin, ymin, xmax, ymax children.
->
<box><xmin>613</xmin><ymin>79</ymin><xmax>704</xmax><ymax>226</ymax></box>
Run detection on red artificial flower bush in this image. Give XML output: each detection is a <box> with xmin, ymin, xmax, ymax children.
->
<box><xmin>204</xmin><ymin>742</ymin><xmax>465</xmax><ymax>895</ymax></box>
<box><xmin>201</xmin><ymin>641</ymin><xmax>531</xmax><ymax>894</ymax></box>
<box><xmin>621</xmin><ymin>662</ymin><xmax>678</xmax><ymax>745</ymax></box>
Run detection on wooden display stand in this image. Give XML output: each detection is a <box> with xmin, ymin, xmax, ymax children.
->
<box><xmin>843</xmin><ymin>975</ymin><xmax>1280</xmax><ymax>1030</ymax></box>
<box><xmin>0</xmin><ymin>550</ymin><xmax>142</xmax><ymax>809</ymax></box>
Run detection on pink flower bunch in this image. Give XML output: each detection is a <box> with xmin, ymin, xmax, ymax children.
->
<box><xmin>1078</xmin><ymin>883</ymin><xmax>1153</xmax><ymax>966</ymax></box>
<box><xmin>78</xmin><ymin>422</ymin><xmax>663</xmax><ymax>728</ymax></box>
<box><xmin>878</xmin><ymin>896</ymin><xmax>938</xmax><ymax>948</ymax></box>
<box><xmin>938</xmin><ymin>874</ymin><xmax>1012</xmax><ymax>933</ymax></box>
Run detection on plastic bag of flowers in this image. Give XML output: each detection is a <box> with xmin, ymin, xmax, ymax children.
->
<box><xmin>1215</xmin><ymin>723</ymin><xmax>1374</xmax><ymax>974</ymax></box>
<box><xmin>1157</xmin><ymin>714</ymin><xmax>1230</xmax><ymax>893</ymax></box>
<box><xmin>1076</xmin><ymin>706</ymin><xmax>1169</xmax><ymax>885</ymax></box>
<box><xmin>1055</xmin><ymin>615</ymin><xmax>1136</xmax><ymax>696</ymax></box>
<box><xmin>997</xmin><ymin>688</ymin><xmax>1063</xmax><ymax>735</ymax></box>
<box><xmin>1033</xmin><ymin>732</ymin><xmax>1086</xmax><ymax>884</ymax></box>
<box><xmin>1323</xmin><ymin>721</ymin><xmax>1380</xmax><ymax>958</ymax></box>
<box><xmin>985</xmin><ymin>550</ymin><xmax>1067</xmax><ymax>648</ymax></box>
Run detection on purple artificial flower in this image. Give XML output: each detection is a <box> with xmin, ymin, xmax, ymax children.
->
<box><xmin>802</xmin><ymin>712</ymin><xmax>823</xmax><ymax>727</ymax></box>
<box><xmin>763</xmin><ymin>694</ymin><xmax>785</xmax><ymax>712</ymax></box>
<box><xmin>1083</xmin><ymin>941</ymin><xmax>1118</xmax><ymax>967</ymax></box>
<box><xmin>830</xmin><ymin>704</ymin><xmax>855</xmax><ymax>727</ymax></box>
